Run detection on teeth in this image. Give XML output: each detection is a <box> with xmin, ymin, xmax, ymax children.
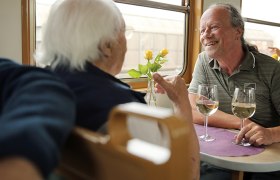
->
<box><xmin>206</xmin><ymin>42</ymin><xmax>216</xmax><ymax>46</ymax></box>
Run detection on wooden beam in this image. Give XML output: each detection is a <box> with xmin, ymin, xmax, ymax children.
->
<box><xmin>182</xmin><ymin>0</ymin><xmax>202</xmax><ymax>83</ymax></box>
<box><xmin>21</xmin><ymin>0</ymin><xmax>35</xmax><ymax>65</ymax></box>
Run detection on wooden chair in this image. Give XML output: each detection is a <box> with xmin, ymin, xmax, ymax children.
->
<box><xmin>57</xmin><ymin>102</ymin><xmax>196</xmax><ymax>180</ymax></box>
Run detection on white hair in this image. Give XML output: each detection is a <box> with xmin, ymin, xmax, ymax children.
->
<box><xmin>35</xmin><ymin>0</ymin><xmax>124</xmax><ymax>70</ymax></box>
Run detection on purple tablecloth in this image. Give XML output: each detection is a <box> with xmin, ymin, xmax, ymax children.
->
<box><xmin>195</xmin><ymin>124</ymin><xmax>265</xmax><ymax>157</ymax></box>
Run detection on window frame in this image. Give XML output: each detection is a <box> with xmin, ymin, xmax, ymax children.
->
<box><xmin>21</xmin><ymin>0</ymin><xmax>36</xmax><ymax>65</ymax></box>
<box><xmin>21</xmin><ymin>0</ymin><xmax>202</xmax><ymax>87</ymax></box>
<box><xmin>241</xmin><ymin>1</ymin><xmax>280</xmax><ymax>56</ymax></box>
<box><xmin>243</xmin><ymin>18</ymin><xmax>280</xmax><ymax>27</ymax></box>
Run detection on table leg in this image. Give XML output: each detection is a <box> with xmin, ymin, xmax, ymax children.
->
<box><xmin>232</xmin><ymin>171</ymin><xmax>244</xmax><ymax>180</ymax></box>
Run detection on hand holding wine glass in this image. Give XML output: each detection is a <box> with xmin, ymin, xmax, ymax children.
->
<box><xmin>232</xmin><ymin>87</ymin><xmax>256</xmax><ymax>146</ymax></box>
<box><xmin>196</xmin><ymin>84</ymin><xmax>219</xmax><ymax>142</ymax></box>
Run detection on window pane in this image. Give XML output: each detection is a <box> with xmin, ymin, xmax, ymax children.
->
<box><xmin>241</xmin><ymin>0</ymin><xmax>280</xmax><ymax>23</ymax></box>
<box><xmin>242</xmin><ymin>0</ymin><xmax>280</xmax><ymax>57</ymax></box>
<box><xmin>244</xmin><ymin>22</ymin><xmax>280</xmax><ymax>56</ymax></box>
<box><xmin>116</xmin><ymin>3</ymin><xmax>186</xmax><ymax>78</ymax></box>
<box><xmin>147</xmin><ymin>0</ymin><xmax>183</xmax><ymax>6</ymax></box>
<box><xmin>36</xmin><ymin>0</ymin><xmax>56</xmax><ymax>48</ymax></box>
<box><xmin>36</xmin><ymin>0</ymin><xmax>186</xmax><ymax>79</ymax></box>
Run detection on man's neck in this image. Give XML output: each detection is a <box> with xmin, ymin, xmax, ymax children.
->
<box><xmin>217</xmin><ymin>47</ymin><xmax>244</xmax><ymax>76</ymax></box>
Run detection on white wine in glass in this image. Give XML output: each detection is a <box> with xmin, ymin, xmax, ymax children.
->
<box><xmin>232</xmin><ymin>87</ymin><xmax>256</xmax><ymax>146</ymax></box>
<box><xmin>196</xmin><ymin>84</ymin><xmax>219</xmax><ymax>142</ymax></box>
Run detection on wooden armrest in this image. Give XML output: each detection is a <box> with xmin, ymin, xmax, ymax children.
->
<box><xmin>57</xmin><ymin>102</ymin><xmax>196</xmax><ymax>180</ymax></box>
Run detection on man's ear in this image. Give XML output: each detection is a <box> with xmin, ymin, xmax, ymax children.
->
<box><xmin>235</xmin><ymin>27</ymin><xmax>243</xmax><ymax>39</ymax></box>
<box><xmin>99</xmin><ymin>40</ymin><xmax>112</xmax><ymax>58</ymax></box>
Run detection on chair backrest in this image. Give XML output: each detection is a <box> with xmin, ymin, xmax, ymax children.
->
<box><xmin>57</xmin><ymin>102</ymin><xmax>196</xmax><ymax>180</ymax></box>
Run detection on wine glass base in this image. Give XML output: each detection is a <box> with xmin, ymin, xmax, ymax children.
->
<box><xmin>232</xmin><ymin>139</ymin><xmax>251</xmax><ymax>146</ymax></box>
<box><xmin>199</xmin><ymin>134</ymin><xmax>215</xmax><ymax>142</ymax></box>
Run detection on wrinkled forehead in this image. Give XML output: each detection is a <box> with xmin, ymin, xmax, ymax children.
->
<box><xmin>200</xmin><ymin>7</ymin><xmax>230</xmax><ymax>26</ymax></box>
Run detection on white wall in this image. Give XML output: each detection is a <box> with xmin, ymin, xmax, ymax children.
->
<box><xmin>0</xmin><ymin>0</ymin><xmax>22</xmax><ymax>63</ymax></box>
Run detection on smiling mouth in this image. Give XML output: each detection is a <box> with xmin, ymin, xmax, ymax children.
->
<box><xmin>205</xmin><ymin>41</ymin><xmax>218</xmax><ymax>46</ymax></box>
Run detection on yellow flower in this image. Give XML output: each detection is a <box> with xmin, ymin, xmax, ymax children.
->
<box><xmin>144</xmin><ymin>50</ymin><xmax>153</xmax><ymax>60</ymax></box>
<box><xmin>128</xmin><ymin>48</ymin><xmax>168</xmax><ymax>79</ymax></box>
<box><xmin>160</xmin><ymin>48</ymin><xmax>168</xmax><ymax>57</ymax></box>
<box><xmin>272</xmin><ymin>53</ymin><xmax>278</xmax><ymax>60</ymax></box>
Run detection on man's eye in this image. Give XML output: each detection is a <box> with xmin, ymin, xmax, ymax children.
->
<box><xmin>200</xmin><ymin>29</ymin><xmax>205</xmax><ymax>34</ymax></box>
<box><xmin>211</xmin><ymin>26</ymin><xmax>219</xmax><ymax>30</ymax></box>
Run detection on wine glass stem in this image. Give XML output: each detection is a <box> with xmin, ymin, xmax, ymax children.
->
<box><xmin>205</xmin><ymin>115</ymin><xmax>209</xmax><ymax>137</ymax></box>
<box><xmin>240</xmin><ymin>118</ymin><xmax>244</xmax><ymax>130</ymax></box>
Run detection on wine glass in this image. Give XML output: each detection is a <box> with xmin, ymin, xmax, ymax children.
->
<box><xmin>196</xmin><ymin>84</ymin><xmax>219</xmax><ymax>142</ymax></box>
<box><xmin>232</xmin><ymin>87</ymin><xmax>256</xmax><ymax>146</ymax></box>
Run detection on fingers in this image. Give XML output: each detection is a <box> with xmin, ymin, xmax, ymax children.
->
<box><xmin>268</xmin><ymin>47</ymin><xmax>278</xmax><ymax>51</ymax></box>
<box><xmin>244</xmin><ymin>128</ymin><xmax>256</xmax><ymax>139</ymax></box>
<box><xmin>235</xmin><ymin>122</ymin><xmax>258</xmax><ymax>145</ymax></box>
<box><xmin>268</xmin><ymin>47</ymin><xmax>280</xmax><ymax>55</ymax></box>
<box><xmin>249</xmin><ymin>134</ymin><xmax>263</xmax><ymax>146</ymax></box>
<box><xmin>236</xmin><ymin>123</ymin><xmax>273</xmax><ymax>146</ymax></box>
<box><xmin>246</xmin><ymin>132</ymin><xmax>259</xmax><ymax>145</ymax></box>
<box><xmin>153</xmin><ymin>73</ymin><xmax>178</xmax><ymax>97</ymax></box>
<box><xmin>154</xmin><ymin>83</ymin><xmax>165</xmax><ymax>94</ymax></box>
<box><xmin>153</xmin><ymin>74</ymin><xmax>167</xmax><ymax>94</ymax></box>
<box><xmin>153</xmin><ymin>73</ymin><xmax>188</xmax><ymax>105</ymax></box>
<box><xmin>153</xmin><ymin>73</ymin><xmax>169</xmax><ymax>93</ymax></box>
<box><xmin>235</xmin><ymin>126</ymin><xmax>248</xmax><ymax>144</ymax></box>
<box><xmin>254</xmin><ymin>137</ymin><xmax>265</xmax><ymax>146</ymax></box>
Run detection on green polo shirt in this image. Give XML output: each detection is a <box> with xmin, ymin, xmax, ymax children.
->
<box><xmin>189</xmin><ymin>48</ymin><xmax>280</xmax><ymax>127</ymax></box>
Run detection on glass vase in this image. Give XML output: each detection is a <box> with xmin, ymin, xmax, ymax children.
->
<box><xmin>145</xmin><ymin>78</ymin><xmax>157</xmax><ymax>106</ymax></box>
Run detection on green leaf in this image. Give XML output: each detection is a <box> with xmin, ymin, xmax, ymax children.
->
<box><xmin>128</xmin><ymin>69</ymin><xmax>142</xmax><ymax>78</ymax></box>
<box><xmin>147</xmin><ymin>72</ymin><xmax>152</xmax><ymax>79</ymax></box>
<box><xmin>159</xmin><ymin>59</ymin><xmax>168</xmax><ymax>64</ymax></box>
<box><xmin>138</xmin><ymin>64</ymin><xmax>148</xmax><ymax>74</ymax></box>
<box><xmin>150</xmin><ymin>63</ymin><xmax>162</xmax><ymax>72</ymax></box>
<box><xmin>154</xmin><ymin>54</ymin><xmax>160</xmax><ymax>63</ymax></box>
<box><xmin>147</xmin><ymin>61</ymin><xmax>152</xmax><ymax>68</ymax></box>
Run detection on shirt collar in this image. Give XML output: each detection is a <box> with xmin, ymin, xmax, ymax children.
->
<box><xmin>85</xmin><ymin>62</ymin><xmax>131</xmax><ymax>88</ymax></box>
<box><xmin>209</xmin><ymin>58</ymin><xmax>220</xmax><ymax>70</ymax></box>
<box><xmin>208</xmin><ymin>45</ymin><xmax>256</xmax><ymax>71</ymax></box>
<box><xmin>239</xmin><ymin>46</ymin><xmax>256</xmax><ymax>70</ymax></box>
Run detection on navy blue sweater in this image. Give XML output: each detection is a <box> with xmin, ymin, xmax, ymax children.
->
<box><xmin>53</xmin><ymin>62</ymin><xmax>146</xmax><ymax>131</ymax></box>
<box><xmin>0</xmin><ymin>58</ymin><xmax>75</xmax><ymax>178</ymax></box>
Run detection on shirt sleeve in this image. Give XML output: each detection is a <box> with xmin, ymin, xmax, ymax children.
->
<box><xmin>0</xmin><ymin>66</ymin><xmax>75</xmax><ymax>178</ymax></box>
<box><xmin>271</xmin><ymin>65</ymin><xmax>280</xmax><ymax>118</ymax></box>
<box><xmin>188</xmin><ymin>52</ymin><xmax>209</xmax><ymax>94</ymax></box>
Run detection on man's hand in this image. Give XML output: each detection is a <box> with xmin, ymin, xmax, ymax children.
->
<box><xmin>153</xmin><ymin>73</ymin><xmax>187</xmax><ymax>104</ymax></box>
<box><xmin>268</xmin><ymin>47</ymin><xmax>280</xmax><ymax>56</ymax></box>
<box><xmin>235</xmin><ymin>122</ymin><xmax>274</xmax><ymax>146</ymax></box>
<box><xmin>153</xmin><ymin>73</ymin><xmax>191</xmax><ymax>119</ymax></box>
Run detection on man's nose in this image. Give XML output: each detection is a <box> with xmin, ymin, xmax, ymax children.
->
<box><xmin>202</xmin><ymin>28</ymin><xmax>211</xmax><ymax>39</ymax></box>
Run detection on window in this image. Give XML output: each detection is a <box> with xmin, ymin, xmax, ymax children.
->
<box><xmin>241</xmin><ymin>0</ymin><xmax>280</xmax><ymax>56</ymax></box>
<box><xmin>35</xmin><ymin>0</ymin><xmax>191</xmax><ymax>80</ymax></box>
<box><xmin>146</xmin><ymin>0</ymin><xmax>182</xmax><ymax>6</ymax></box>
<box><xmin>35</xmin><ymin>0</ymin><xmax>57</xmax><ymax>49</ymax></box>
<box><xmin>115</xmin><ymin>2</ymin><xmax>186</xmax><ymax>78</ymax></box>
